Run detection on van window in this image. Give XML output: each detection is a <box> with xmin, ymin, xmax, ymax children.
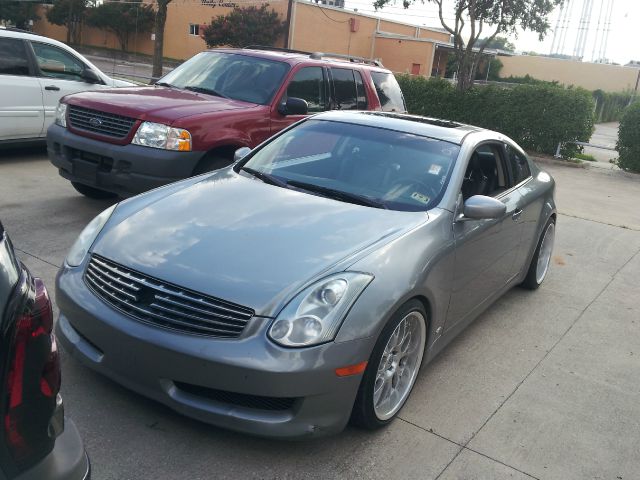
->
<box><xmin>0</xmin><ymin>38</ymin><xmax>30</xmax><ymax>76</ymax></box>
<box><xmin>32</xmin><ymin>42</ymin><xmax>85</xmax><ymax>81</ymax></box>
<box><xmin>370</xmin><ymin>72</ymin><xmax>406</xmax><ymax>113</ymax></box>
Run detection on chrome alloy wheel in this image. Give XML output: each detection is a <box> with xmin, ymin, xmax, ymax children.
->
<box><xmin>373</xmin><ymin>311</ymin><xmax>426</xmax><ymax>421</ymax></box>
<box><xmin>535</xmin><ymin>222</ymin><xmax>556</xmax><ymax>284</ymax></box>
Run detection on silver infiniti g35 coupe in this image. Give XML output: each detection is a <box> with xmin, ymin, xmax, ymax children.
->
<box><xmin>55</xmin><ymin>111</ymin><xmax>556</xmax><ymax>438</ymax></box>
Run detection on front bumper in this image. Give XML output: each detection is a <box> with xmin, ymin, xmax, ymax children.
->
<box><xmin>47</xmin><ymin>124</ymin><xmax>204</xmax><ymax>197</ymax></box>
<box><xmin>55</xmin><ymin>265</ymin><xmax>373</xmax><ymax>439</ymax></box>
<box><xmin>15</xmin><ymin>419</ymin><xmax>90</xmax><ymax>480</ymax></box>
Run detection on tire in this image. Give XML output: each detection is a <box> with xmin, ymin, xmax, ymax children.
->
<box><xmin>71</xmin><ymin>182</ymin><xmax>117</xmax><ymax>199</ymax></box>
<box><xmin>520</xmin><ymin>217</ymin><xmax>556</xmax><ymax>290</ymax></box>
<box><xmin>192</xmin><ymin>154</ymin><xmax>233</xmax><ymax>175</ymax></box>
<box><xmin>351</xmin><ymin>299</ymin><xmax>427</xmax><ymax>430</ymax></box>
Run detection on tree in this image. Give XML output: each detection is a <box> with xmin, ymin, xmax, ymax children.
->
<box><xmin>0</xmin><ymin>0</ymin><xmax>40</xmax><ymax>29</ymax></box>
<box><xmin>46</xmin><ymin>0</ymin><xmax>88</xmax><ymax>44</ymax></box>
<box><xmin>374</xmin><ymin>0</ymin><xmax>562</xmax><ymax>91</ymax></box>
<box><xmin>479</xmin><ymin>35</ymin><xmax>515</xmax><ymax>52</ymax></box>
<box><xmin>202</xmin><ymin>4</ymin><xmax>285</xmax><ymax>48</ymax></box>
<box><xmin>151</xmin><ymin>0</ymin><xmax>171</xmax><ymax>79</ymax></box>
<box><xmin>86</xmin><ymin>0</ymin><xmax>154</xmax><ymax>52</ymax></box>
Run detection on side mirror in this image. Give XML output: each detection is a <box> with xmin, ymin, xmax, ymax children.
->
<box><xmin>234</xmin><ymin>147</ymin><xmax>252</xmax><ymax>162</ymax></box>
<box><xmin>278</xmin><ymin>97</ymin><xmax>308</xmax><ymax>116</ymax></box>
<box><xmin>82</xmin><ymin>68</ymin><xmax>101</xmax><ymax>84</ymax></box>
<box><xmin>462</xmin><ymin>195</ymin><xmax>506</xmax><ymax>220</ymax></box>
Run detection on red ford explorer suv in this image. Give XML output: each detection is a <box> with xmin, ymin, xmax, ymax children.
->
<box><xmin>47</xmin><ymin>46</ymin><xmax>406</xmax><ymax>198</ymax></box>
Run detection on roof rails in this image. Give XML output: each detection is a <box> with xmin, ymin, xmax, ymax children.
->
<box><xmin>243</xmin><ymin>45</ymin><xmax>383</xmax><ymax>67</ymax></box>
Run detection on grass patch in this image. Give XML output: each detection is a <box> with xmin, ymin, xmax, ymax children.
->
<box><xmin>574</xmin><ymin>153</ymin><xmax>597</xmax><ymax>161</ymax></box>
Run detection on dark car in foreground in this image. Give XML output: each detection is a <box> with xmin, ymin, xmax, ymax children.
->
<box><xmin>47</xmin><ymin>47</ymin><xmax>406</xmax><ymax>199</ymax></box>
<box><xmin>55</xmin><ymin>112</ymin><xmax>556</xmax><ymax>438</ymax></box>
<box><xmin>0</xmin><ymin>222</ymin><xmax>89</xmax><ymax>479</ymax></box>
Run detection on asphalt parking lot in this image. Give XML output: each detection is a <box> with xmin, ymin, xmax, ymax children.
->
<box><xmin>1</xmin><ymin>147</ymin><xmax>639</xmax><ymax>480</ymax></box>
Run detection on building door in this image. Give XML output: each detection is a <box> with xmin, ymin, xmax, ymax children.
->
<box><xmin>411</xmin><ymin>63</ymin><xmax>421</xmax><ymax>75</ymax></box>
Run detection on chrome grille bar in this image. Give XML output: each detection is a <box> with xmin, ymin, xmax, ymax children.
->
<box><xmin>85</xmin><ymin>255</ymin><xmax>254</xmax><ymax>337</ymax></box>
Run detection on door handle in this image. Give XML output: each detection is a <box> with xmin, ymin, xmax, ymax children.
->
<box><xmin>512</xmin><ymin>209</ymin><xmax>523</xmax><ymax>221</ymax></box>
<box><xmin>45</xmin><ymin>85</ymin><xmax>60</xmax><ymax>91</ymax></box>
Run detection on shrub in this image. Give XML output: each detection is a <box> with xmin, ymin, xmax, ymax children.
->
<box><xmin>592</xmin><ymin>90</ymin><xmax>634</xmax><ymax>123</ymax></box>
<box><xmin>616</xmin><ymin>102</ymin><xmax>640</xmax><ymax>173</ymax></box>
<box><xmin>397</xmin><ymin>75</ymin><xmax>595</xmax><ymax>157</ymax></box>
<box><xmin>202</xmin><ymin>4</ymin><xmax>284</xmax><ymax>48</ymax></box>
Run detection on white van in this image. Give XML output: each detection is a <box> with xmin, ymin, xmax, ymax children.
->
<box><xmin>0</xmin><ymin>27</ymin><xmax>133</xmax><ymax>146</ymax></box>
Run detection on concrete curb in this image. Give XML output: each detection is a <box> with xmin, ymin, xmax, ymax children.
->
<box><xmin>530</xmin><ymin>154</ymin><xmax>588</xmax><ymax>169</ymax></box>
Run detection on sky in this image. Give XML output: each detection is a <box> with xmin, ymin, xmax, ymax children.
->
<box><xmin>342</xmin><ymin>0</ymin><xmax>640</xmax><ymax>65</ymax></box>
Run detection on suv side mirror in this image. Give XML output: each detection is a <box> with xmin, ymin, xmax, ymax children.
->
<box><xmin>462</xmin><ymin>195</ymin><xmax>506</xmax><ymax>220</ymax></box>
<box><xmin>234</xmin><ymin>147</ymin><xmax>252</xmax><ymax>162</ymax></box>
<box><xmin>278</xmin><ymin>97</ymin><xmax>308</xmax><ymax>116</ymax></box>
<box><xmin>82</xmin><ymin>68</ymin><xmax>101</xmax><ymax>84</ymax></box>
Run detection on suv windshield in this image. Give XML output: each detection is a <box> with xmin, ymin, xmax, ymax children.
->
<box><xmin>240</xmin><ymin>119</ymin><xmax>460</xmax><ymax>212</ymax></box>
<box><xmin>159</xmin><ymin>52</ymin><xmax>290</xmax><ymax>105</ymax></box>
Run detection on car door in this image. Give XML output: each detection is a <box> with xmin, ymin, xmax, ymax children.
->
<box><xmin>445</xmin><ymin>142</ymin><xmax>525</xmax><ymax>332</ymax></box>
<box><xmin>505</xmin><ymin>143</ymin><xmax>540</xmax><ymax>272</ymax></box>
<box><xmin>0</xmin><ymin>37</ymin><xmax>43</xmax><ymax>141</ymax></box>
<box><xmin>29</xmin><ymin>41</ymin><xmax>106</xmax><ymax>135</ymax></box>
<box><xmin>270</xmin><ymin>66</ymin><xmax>328</xmax><ymax>134</ymax></box>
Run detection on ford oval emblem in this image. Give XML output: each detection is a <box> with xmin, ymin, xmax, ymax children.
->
<box><xmin>89</xmin><ymin>117</ymin><xmax>103</xmax><ymax>127</ymax></box>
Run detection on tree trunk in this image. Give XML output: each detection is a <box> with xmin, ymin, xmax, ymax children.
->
<box><xmin>152</xmin><ymin>0</ymin><xmax>170</xmax><ymax>79</ymax></box>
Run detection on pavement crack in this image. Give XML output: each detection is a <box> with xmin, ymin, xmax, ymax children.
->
<box><xmin>16</xmin><ymin>248</ymin><xmax>61</xmax><ymax>269</ymax></box>
<box><xmin>433</xmin><ymin>244</ymin><xmax>640</xmax><ymax>480</ymax></box>
<box><xmin>558</xmin><ymin>212</ymin><xmax>639</xmax><ymax>231</ymax></box>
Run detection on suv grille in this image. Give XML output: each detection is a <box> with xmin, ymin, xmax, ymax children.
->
<box><xmin>84</xmin><ymin>255</ymin><xmax>254</xmax><ymax>337</ymax></box>
<box><xmin>68</xmin><ymin>105</ymin><xmax>136</xmax><ymax>138</ymax></box>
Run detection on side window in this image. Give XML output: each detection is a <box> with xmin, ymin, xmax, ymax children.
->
<box><xmin>370</xmin><ymin>71</ymin><xmax>406</xmax><ymax>112</ymax></box>
<box><xmin>462</xmin><ymin>144</ymin><xmax>508</xmax><ymax>200</ymax></box>
<box><xmin>0</xmin><ymin>38</ymin><xmax>30</xmax><ymax>76</ymax></box>
<box><xmin>354</xmin><ymin>70</ymin><xmax>368</xmax><ymax>109</ymax></box>
<box><xmin>31</xmin><ymin>42</ymin><xmax>85</xmax><ymax>81</ymax></box>
<box><xmin>331</xmin><ymin>68</ymin><xmax>357</xmax><ymax>110</ymax></box>
<box><xmin>284</xmin><ymin>67</ymin><xmax>326</xmax><ymax>113</ymax></box>
<box><xmin>506</xmin><ymin>145</ymin><xmax>532</xmax><ymax>185</ymax></box>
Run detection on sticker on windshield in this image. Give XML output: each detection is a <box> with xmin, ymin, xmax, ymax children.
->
<box><xmin>428</xmin><ymin>164</ymin><xmax>442</xmax><ymax>175</ymax></box>
<box><xmin>411</xmin><ymin>192</ymin><xmax>430</xmax><ymax>204</ymax></box>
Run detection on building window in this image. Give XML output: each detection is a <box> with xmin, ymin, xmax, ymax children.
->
<box><xmin>189</xmin><ymin>24</ymin><xmax>200</xmax><ymax>36</ymax></box>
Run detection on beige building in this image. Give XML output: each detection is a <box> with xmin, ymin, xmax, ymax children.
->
<box><xmin>499</xmin><ymin>54</ymin><xmax>640</xmax><ymax>93</ymax></box>
<box><xmin>33</xmin><ymin>0</ymin><xmax>453</xmax><ymax>77</ymax></box>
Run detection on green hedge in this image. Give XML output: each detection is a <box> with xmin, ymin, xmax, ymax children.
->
<box><xmin>398</xmin><ymin>76</ymin><xmax>595</xmax><ymax>157</ymax></box>
<box><xmin>616</xmin><ymin>102</ymin><xmax>640</xmax><ymax>173</ymax></box>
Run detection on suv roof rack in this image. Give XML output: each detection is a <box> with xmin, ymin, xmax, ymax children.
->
<box><xmin>244</xmin><ymin>45</ymin><xmax>383</xmax><ymax>67</ymax></box>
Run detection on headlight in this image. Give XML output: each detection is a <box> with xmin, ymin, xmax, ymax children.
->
<box><xmin>66</xmin><ymin>204</ymin><xmax>116</xmax><ymax>267</ymax></box>
<box><xmin>55</xmin><ymin>103</ymin><xmax>67</xmax><ymax>128</ymax></box>
<box><xmin>269</xmin><ymin>272</ymin><xmax>373</xmax><ymax>347</ymax></box>
<box><xmin>132</xmin><ymin>122</ymin><xmax>192</xmax><ymax>151</ymax></box>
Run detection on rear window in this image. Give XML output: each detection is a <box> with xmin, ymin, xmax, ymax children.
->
<box><xmin>371</xmin><ymin>72</ymin><xmax>406</xmax><ymax>113</ymax></box>
<box><xmin>0</xmin><ymin>231</ymin><xmax>20</xmax><ymax>317</ymax></box>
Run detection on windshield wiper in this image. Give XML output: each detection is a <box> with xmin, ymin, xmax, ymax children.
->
<box><xmin>240</xmin><ymin>167</ymin><xmax>289</xmax><ymax>188</ymax></box>
<box><xmin>184</xmin><ymin>86</ymin><xmax>229</xmax><ymax>99</ymax></box>
<box><xmin>287</xmin><ymin>180</ymin><xmax>388</xmax><ymax>209</ymax></box>
<box><xmin>155</xmin><ymin>81</ymin><xmax>174</xmax><ymax>88</ymax></box>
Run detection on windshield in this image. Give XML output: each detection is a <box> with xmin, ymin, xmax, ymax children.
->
<box><xmin>240</xmin><ymin>119</ymin><xmax>460</xmax><ymax>212</ymax></box>
<box><xmin>159</xmin><ymin>52</ymin><xmax>290</xmax><ymax>105</ymax></box>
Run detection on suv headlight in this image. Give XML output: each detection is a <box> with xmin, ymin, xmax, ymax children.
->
<box><xmin>55</xmin><ymin>102</ymin><xmax>67</xmax><ymax>128</ymax></box>
<box><xmin>132</xmin><ymin>122</ymin><xmax>192</xmax><ymax>151</ymax></box>
<box><xmin>66</xmin><ymin>204</ymin><xmax>116</xmax><ymax>267</ymax></box>
<box><xmin>269</xmin><ymin>272</ymin><xmax>373</xmax><ymax>347</ymax></box>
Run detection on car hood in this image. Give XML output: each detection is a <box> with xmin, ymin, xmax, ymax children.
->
<box><xmin>93</xmin><ymin>170</ymin><xmax>428</xmax><ymax>315</ymax></box>
<box><xmin>65</xmin><ymin>86</ymin><xmax>253</xmax><ymax>124</ymax></box>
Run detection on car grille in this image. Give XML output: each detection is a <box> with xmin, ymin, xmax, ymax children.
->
<box><xmin>68</xmin><ymin>105</ymin><xmax>136</xmax><ymax>138</ymax></box>
<box><xmin>84</xmin><ymin>255</ymin><xmax>254</xmax><ymax>337</ymax></box>
<box><xmin>174</xmin><ymin>382</ymin><xmax>297</xmax><ymax>411</ymax></box>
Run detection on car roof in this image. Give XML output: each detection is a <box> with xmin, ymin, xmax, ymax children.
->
<box><xmin>0</xmin><ymin>27</ymin><xmax>74</xmax><ymax>50</ymax></box>
<box><xmin>310</xmin><ymin>111</ymin><xmax>484</xmax><ymax>145</ymax></box>
<box><xmin>208</xmin><ymin>47</ymin><xmax>391</xmax><ymax>73</ymax></box>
